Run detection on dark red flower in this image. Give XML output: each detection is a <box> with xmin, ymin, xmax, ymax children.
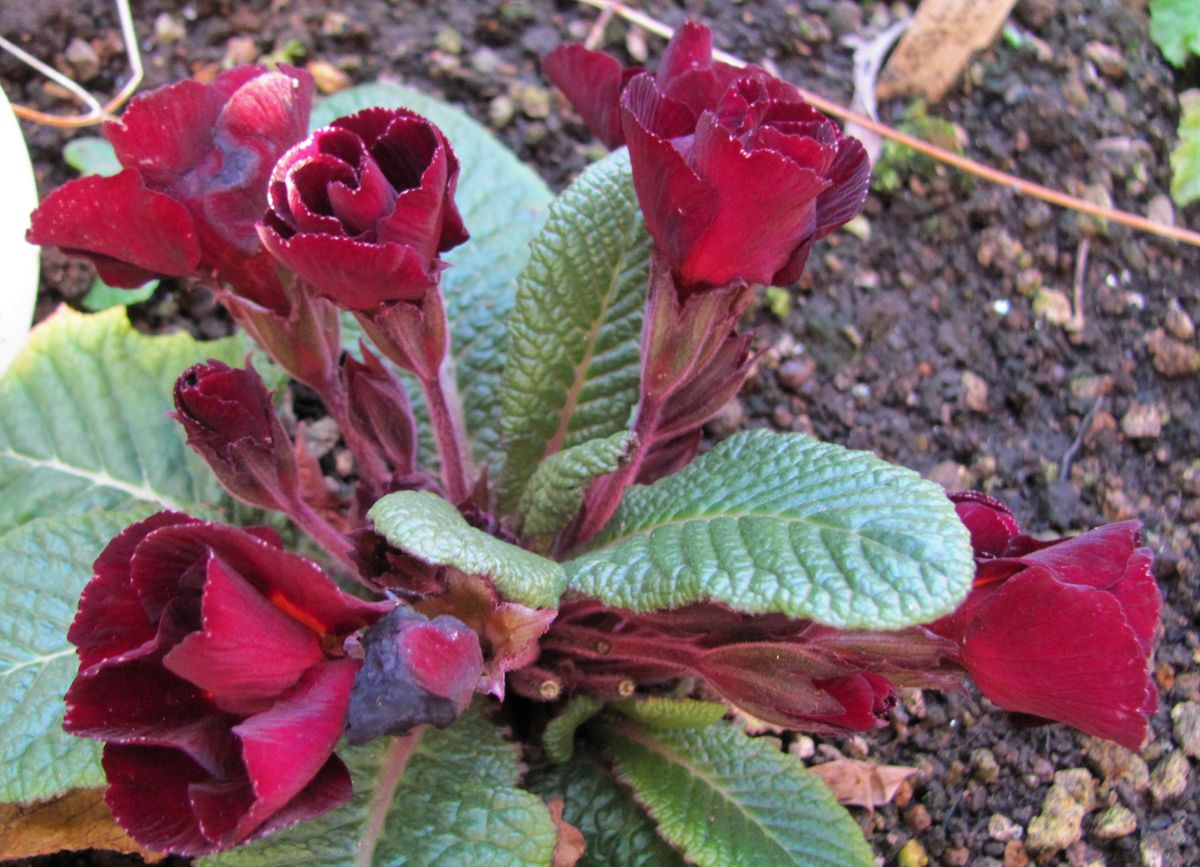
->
<box><xmin>931</xmin><ymin>493</ymin><xmax>1160</xmax><ymax>749</ymax></box>
<box><xmin>172</xmin><ymin>359</ymin><xmax>300</xmax><ymax>513</ymax></box>
<box><xmin>258</xmin><ymin>107</ymin><xmax>469</xmax><ymax>310</ymax></box>
<box><xmin>344</xmin><ymin>605</ymin><xmax>484</xmax><ymax>744</ymax></box>
<box><xmin>28</xmin><ymin>66</ymin><xmax>313</xmax><ymax>309</ymax></box>
<box><xmin>545</xmin><ymin>22</ymin><xmax>868</xmax><ymax>291</ymax></box>
<box><xmin>64</xmin><ymin>512</ymin><xmax>386</xmax><ymax>855</ymax></box>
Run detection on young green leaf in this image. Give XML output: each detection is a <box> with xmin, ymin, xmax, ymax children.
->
<box><xmin>519</xmin><ymin>431</ymin><xmax>635</xmax><ymax>537</ymax></box>
<box><xmin>1149</xmin><ymin>0</ymin><xmax>1200</xmax><ymax>68</ymax></box>
<box><xmin>601</xmin><ymin>720</ymin><xmax>874</xmax><ymax>867</ymax></box>
<box><xmin>543</xmin><ymin>696</ymin><xmax>604</xmax><ymax>764</ymax></box>
<box><xmin>0</xmin><ymin>307</ymin><xmax>253</xmax><ymax>536</ymax></box>
<box><xmin>613</xmin><ymin>698</ymin><xmax>727</xmax><ymax>730</ymax></box>
<box><xmin>1170</xmin><ymin>89</ymin><xmax>1200</xmax><ymax>208</ymax></box>
<box><xmin>314</xmin><ymin>84</ymin><xmax>552</xmax><ymax>471</ymax></box>
<box><xmin>498</xmin><ymin>151</ymin><xmax>651</xmax><ymax>509</ymax></box>
<box><xmin>532</xmin><ymin>757</ymin><xmax>686</xmax><ymax>867</ymax></box>
<box><xmin>80</xmin><ymin>276</ymin><xmax>158</xmax><ymax>312</ymax></box>
<box><xmin>564</xmin><ymin>430</ymin><xmax>974</xmax><ymax>629</ymax></box>
<box><xmin>203</xmin><ymin>707</ymin><xmax>558</xmax><ymax>867</ymax></box>
<box><xmin>0</xmin><ymin>508</ymin><xmax>153</xmax><ymax>804</ymax></box>
<box><xmin>369</xmin><ymin>490</ymin><xmax>567</xmax><ymax>608</ymax></box>
<box><xmin>62</xmin><ymin>136</ymin><xmax>120</xmax><ymax>177</ymax></box>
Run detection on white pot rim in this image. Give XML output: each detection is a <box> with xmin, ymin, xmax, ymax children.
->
<box><xmin>0</xmin><ymin>87</ymin><xmax>41</xmax><ymax>376</ymax></box>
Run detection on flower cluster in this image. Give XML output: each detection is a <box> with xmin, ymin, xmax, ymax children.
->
<box><xmin>26</xmin><ymin>19</ymin><xmax>1162</xmax><ymax>859</ymax></box>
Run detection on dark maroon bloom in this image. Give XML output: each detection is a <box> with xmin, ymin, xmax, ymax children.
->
<box><xmin>344</xmin><ymin>605</ymin><xmax>484</xmax><ymax>744</ymax></box>
<box><xmin>28</xmin><ymin>66</ymin><xmax>313</xmax><ymax>309</ymax></box>
<box><xmin>64</xmin><ymin>512</ymin><xmax>386</xmax><ymax>855</ymax></box>
<box><xmin>258</xmin><ymin>108</ymin><xmax>469</xmax><ymax>310</ymax></box>
<box><xmin>172</xmin><ymin>360</ymin><xmax>300</xmax><ymax>513</ymax></box>
<box><xmin>931</xmin><ymin>493</ymin><xmax>1160</xmax><ymax>750</ymax></box>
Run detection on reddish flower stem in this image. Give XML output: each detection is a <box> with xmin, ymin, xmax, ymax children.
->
<box><xmin>420</xmin><ymin>360</ymin><xmax>473</xmax><ymax>503</ymax></box>
<box><xmin>288</xmin><ymin>496</ymin><xmax>361</xmax><ymax>577</ymax></box>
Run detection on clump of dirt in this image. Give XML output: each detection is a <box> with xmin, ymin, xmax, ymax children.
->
<box><xmin>3</xmin><ymin>0</ymin><xmax>1197</xmax><ymax>864</ymax></box>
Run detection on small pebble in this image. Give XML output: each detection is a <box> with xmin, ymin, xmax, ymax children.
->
<box><xmin>1121</xmin><ymin>403</ymin><xmax>1163</xmax><ymax>439</ymax></box>
<box><xmin>64</xmin><ymin>37</ymin><xmax>101</xmax><ymax>82</ymax></box>
<box><xmin>1149</xmin><ymin>751</ymin><xmax>1189</xmax><ymax>803</ymax></box>
<box><xmin>154</xmin><ymin>12</ymin><xmax>186</xmax><ymax>43</ymax></box>
<box><xmin>1171</xmin><ymin>701</ymin><xmax>1200</xmax><ymax>757</ymax></box>
<box><xmin>897</xmin><ymin>838</ymin><xmax>928</xmax><ymax>867</ymax></box>
<box><xmin>307</xmin><ymin>60</ymin><xmax>351</xmax><ymax>94</ymax></box>
<box><xmin>1091</xmin><ymin>804</ymin><xmax>1137</xmax><ymax>839</ymax></box>
<box><xmin>1146</xmin><ymin>328</ymin><xmax>1200</xmax><ymax>378</ymax></box>
<box><xmin>971</xmin><ymin>748</ymin><xmax>1000</xmax><ymax>784</ymax></box>
<box><xmin>988</xmin><ymin>813</ymin><xmax>1023</xmax><ymax>841</ymax></box>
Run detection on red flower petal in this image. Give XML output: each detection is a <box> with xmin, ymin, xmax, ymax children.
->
<box><xmin>949</xmin><ymin>491</ymin><xmax>1022</xmax><ymax>559</ymax></box>
<box><xmin>103</xmin><ymin>80</ymin><xmax>226</xmax><ymax>187</ymax></box>
<box><xmin>813</xmin><ymin>136</ymin><xmax>870</xmax><ymax>239</ymax></box>
<box><xmin>961</xmin><ymin>568</ymin><xmax>1154</xmax><ymax>750</ymax></box>
<box><xmin>27</xmin><ymin>171</ymin><xmax>201</xmax><ymax>285</ymax></box>
<box><xmin>103</xmin><ymin>745</ymin><xmax>216</xmax><ymax>855</ymax></box>
<box><xmin>163</xmin><ymin>555</ymin><xmax>326</xmax><ymax>715</ymax></box>
<box><xmin>543</xmin><ymin>44</ymin><xmax>632</xmax><ymax>149</ymax></box>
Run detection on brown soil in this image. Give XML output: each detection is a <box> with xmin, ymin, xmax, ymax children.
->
<box><xmin>2</xmin><ymin>1</ymin><xmax>1197</xmax><ymax>865</ymax></box>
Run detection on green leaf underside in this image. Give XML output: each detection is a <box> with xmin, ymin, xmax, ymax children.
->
<box><xmin>565</xmin><ymin>430</ymin><xmax>974</xmax><ymax>630</ymax></box>
<box><xmin>602</xmin><ymin>722</ymin><xmax>874</xmax><ymax>867</ymax></box>
<box><xmin>204</xmin><ymin>706</ymin><xmax>557</xmax><ymax>867</ymax></box>
<box><xmin>0</xmin><ymin>307</ymin><xmax>251</xmax><ymax>538</ymax></box>
<box><xmin>368</xmin><ymin>490</ymin><xmax>566</xmax><ymax>609</ymax></box>
<box><xmin>613</xmin><ymin>698</ymin><xmax>728</xmax><ymax>730</ymax></box>
<box><xmin>1170</xmin><ymin>90</ymin><xmax>1200</xmax><ymax>208</ymax></box>
<box><xmin>542</xmin><ymin>696</ymin><xmax>603</xmax><ymax>764</ymax></box>
<box><xmin>498</xmin><ymin>151</ymin><xmax>651</xmax><ymax>510</ymax></box>
<box><xmin>0</xmin><ymin>508</ymin><xmax>153</xmax><ymax>803</ymax></box>
<box><xmin>1149</xmin><ymin>0</ymin><xmax>1200</xmax><ymax>67</ymax></box>
<box><xmin>314</xmin><ymin>84</ymin><xmax>552</xmax><ymax>471</ymax></box>
<box><xmin>532</xmin><ymin>757</ymin><xmax>686</xmax><ymax>867</ymax></box>
<box><xmin>519</xmin><ymin>431</ymin><xmax>634</xmax><ymax>537</ymax></box>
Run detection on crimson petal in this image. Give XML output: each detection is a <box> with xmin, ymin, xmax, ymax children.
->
<box><xmin>543</xmin><ymin>44</ymin><xmax>631</xmax><ymax>149</ymax></box>
<box><xmin>103</xmin><ymin>745</ymin><xmax>216</xmax><ymax>856</ymax></box>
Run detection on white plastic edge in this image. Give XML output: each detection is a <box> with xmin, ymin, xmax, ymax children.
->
<box><xmin>0</xmin><ymin>88</ymin><xmax>40</xmax><ymax>376</ymax></box>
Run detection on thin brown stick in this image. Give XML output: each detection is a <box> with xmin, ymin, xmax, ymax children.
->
<box><xmin>576</xmin><ymin>0</ymin><xmax>1200</xmax><ymax>249</ymax></box>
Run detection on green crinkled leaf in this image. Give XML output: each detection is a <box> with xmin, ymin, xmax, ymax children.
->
<box><xmin>369</xmin><ymin>490</ymin><xmax>566</xmax><ymax>608</ymax></box>
<box><xmin>543</xmin><ymin>696</ymin><xmax>604</xmax><ymax>764</ymax></box>
<box><xmin>0</xmin><ymin>307</ymin><xmax>253</xmax><ymax>537</ymax></box>
<box><xmin>204</xmin><ymin>706</ymin><xmax>558</xmax><ymax>867</ymax></box>
<box><xmin>564</xmin><ymin>430</ymin><xmax>973</xmax><ymax>629</ymax></box>
<box><xmin>0</xmin><ymin>508</ymin><xmax>154</xmax><ymax>804</ymax></box>
<box><xmin>613</xmin><ymin>698</ymin><xmax>727</xmax><ymax>730</ymax></box>
<box><xmin>602</xmin><ymin>721</ymin><xmax>874</xmax><ymax>867</ymax></box>
<box><xmin>519</xmin><ymin>431</ymin><xmax>635</xmax><ymax>538</ymax></box>
<box><xmin>532</xmin><ymin>757</ymin><xmax>685</xmax><ymax>867</ymax></box>
<box><xmin>1150</xmin><ymin>0</ymin><xmax>1200</xmax><ymax>67</ymax></box>
<box><xmin>62</xmin><ymin>136</ymin><xmax>120</xmax><ymax>177</ymax></box>
<box><xmin>1171</xmin><ymin>90</ymin><xmax>1200</xmax><ymax>208</ymax></box>
<box><xmin>498</xmin><ymin>151</ymin><xmax>651</xmax><ymax>510</ymax></box>
<box><xmin>314</xmin><ymin>84</ymin><xmax>552</xmax><ymax>471</ymax></box>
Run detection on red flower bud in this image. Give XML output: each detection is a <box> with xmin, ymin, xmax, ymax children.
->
<box><xmin>344</xmin><ymin>606</ymin><xmax>484</xmax><ymax>745</ymax></box>
<box><xmin>64</xmin><ymin>512</ymin><xmax>386</xmax><ymax>855</ymax></box>
<box><xmin>172</xmin><ymin>360</ymin><xmax>300</xmax><ymax>512</ymax></box>
<box><xmin>28</xmin><ymin>66</ymin><xmax>313</xmax><ymax>309</ymax></box>
<box><xmin>341</xmin><ymin>346</ymin><xmax>417</xmax><ymax>474</ymax></box>
<box><xmin>258</xmin><ymin>108</ymin><xmax>469</xmax><ymax>310</ymax></box>
<box><xmin>931</xmin><ymin>493</ymin><xmax>1161</xmax><ymax>749</ymax></box>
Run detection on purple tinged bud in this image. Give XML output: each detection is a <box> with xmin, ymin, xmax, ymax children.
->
<box><xmin>345</xmin><ymin>605</ymin><xmax>483</xmax><ymax>745</ymax></box>
<box><xmin>341</xmin><ymin>345</ymin><xmax>417</xmax><ymax>474</ymax></box>
<box><xmin>172</xmin><ymin>359</ymin><xmax>300</xmax><ymax>512</ymax></box>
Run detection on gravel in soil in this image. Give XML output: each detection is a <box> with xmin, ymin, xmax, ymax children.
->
<box><xmin>3</xmin><ymin>0</ymin><xmax>1198</xmax><ymax>864</ymax></box>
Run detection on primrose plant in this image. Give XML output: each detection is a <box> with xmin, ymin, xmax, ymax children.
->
<box><xmin>12</xmin><ymin>21</ymin><xmax>1161</xmax><ymax>866</ymax></box>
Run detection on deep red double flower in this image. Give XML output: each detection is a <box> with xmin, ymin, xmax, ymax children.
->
<box><xmin>932</xmin><ymin>492</ymin><xmax>1160</xmax><ymax>749</ymax></box>
<box><xmin>27</xmin><ymin>67</ymin><xmax>313</xmax><ymax>309</ymax></box>
<box><xmin>258</xmin><ymin>107</ymin><xmax>469</xmax><ymax>310</ymax></box>
<box><xmin>64</xmin><ymin>513</ymin><xmax>385</xmax><ymax>855</ymax></box>
<box><xmin>545</xmin><ymin>22</ymin><xmax>869</xmax><ymax>291</ymax></box>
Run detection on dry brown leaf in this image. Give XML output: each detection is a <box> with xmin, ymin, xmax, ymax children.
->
<box><xmin>0</xmin><ymin>788</ymin><xmax>162</xmax><ymax>860</ymax></box>
<box><xmin>547</xmin><ymin>798</ymin><xmax>586</xmax><ymax>867</ymax></box>
<box><xmin>810</xmin><ymin>759</ymin><xmax>918</xmax><ymax>809</ymax></box>
<box><xmin>877</xmin><ymin>0</ymin><xmax>1018</xmax><ymax>102</ymax></box>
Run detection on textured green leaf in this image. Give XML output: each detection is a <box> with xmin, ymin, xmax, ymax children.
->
<box><xmin>314</xmin><ymin>84</ymin><xmax>552</xmax><ymax>471</ymax></box>
<box><xmin>519</xmin><ymin>431</ymin><xmax>634</xmax><ymax>537</ymax></box>
<box><xmin>564</xmin><ymin>430</ymin><xmax>974</xmax><ymax>629</ymax></box>
<box><xmin>205</xmin><ymin>706</ymin><xmax>557</xmax><ymax>867</ymax></box>
<box><xmin>543</xmin><ymin>696</ymin><xmax>603</xmax><ymax>764</ymax></box>
<box><xmin>1171</xmin><ymin>89</ymin><xmax>1200</xmax><ymax>208</ymax></box>
<box><xmin>80</xmin><ymin>276</ymin><xmax>158</xmax><ymax>312</ymax></box>
<box><xmin>498</xmin><ymin>151</ymin><xmax>651</xmax><ymax>509</ymax></box>
<box><xmin>1150</xmin><ymin>0</ymin><xmax>1200</xmax><ymax>67</ymax></box>
<box><xmin>62</xmin><ymin>136</ymin><xmax>120</xmax><ymax>177</ymax></box>
<box><xmin>0</xmin><ymin>508</ymin><xmax>153</xmax><ymax>803</ymax></box>
<box><xmin>532</xmin><ymin>757</ymin><xmax>685</xmax><ymax>867</ymax></box>
<box><xmin>613</xmin><ymin>698</ymin><xmax>727</xmax><ymax>730</ymax></box>
<box><xmin>369</xmin><ymin>490</ymin><xmax>566</xmax><ymax>608</ymax></box>
<box><xmin>602</xmin><ymin>721</ymin><xmax>874</xmax><ymax>867</ymax></box>
<box><xmin>0</xmin><ymin>307</ymin><xmax>252</xmax><ymax>536</ymax></box>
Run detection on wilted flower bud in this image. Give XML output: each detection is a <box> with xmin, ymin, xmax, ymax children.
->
<box><xmin>172</xmin><ymin>359</ymin><xmax>300</xmax><ymax>512</ymax></box>
<box><xmin>345</xmin><ymin>605</ymin><xmax>483</xmax><ymax>745</ymax></box>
